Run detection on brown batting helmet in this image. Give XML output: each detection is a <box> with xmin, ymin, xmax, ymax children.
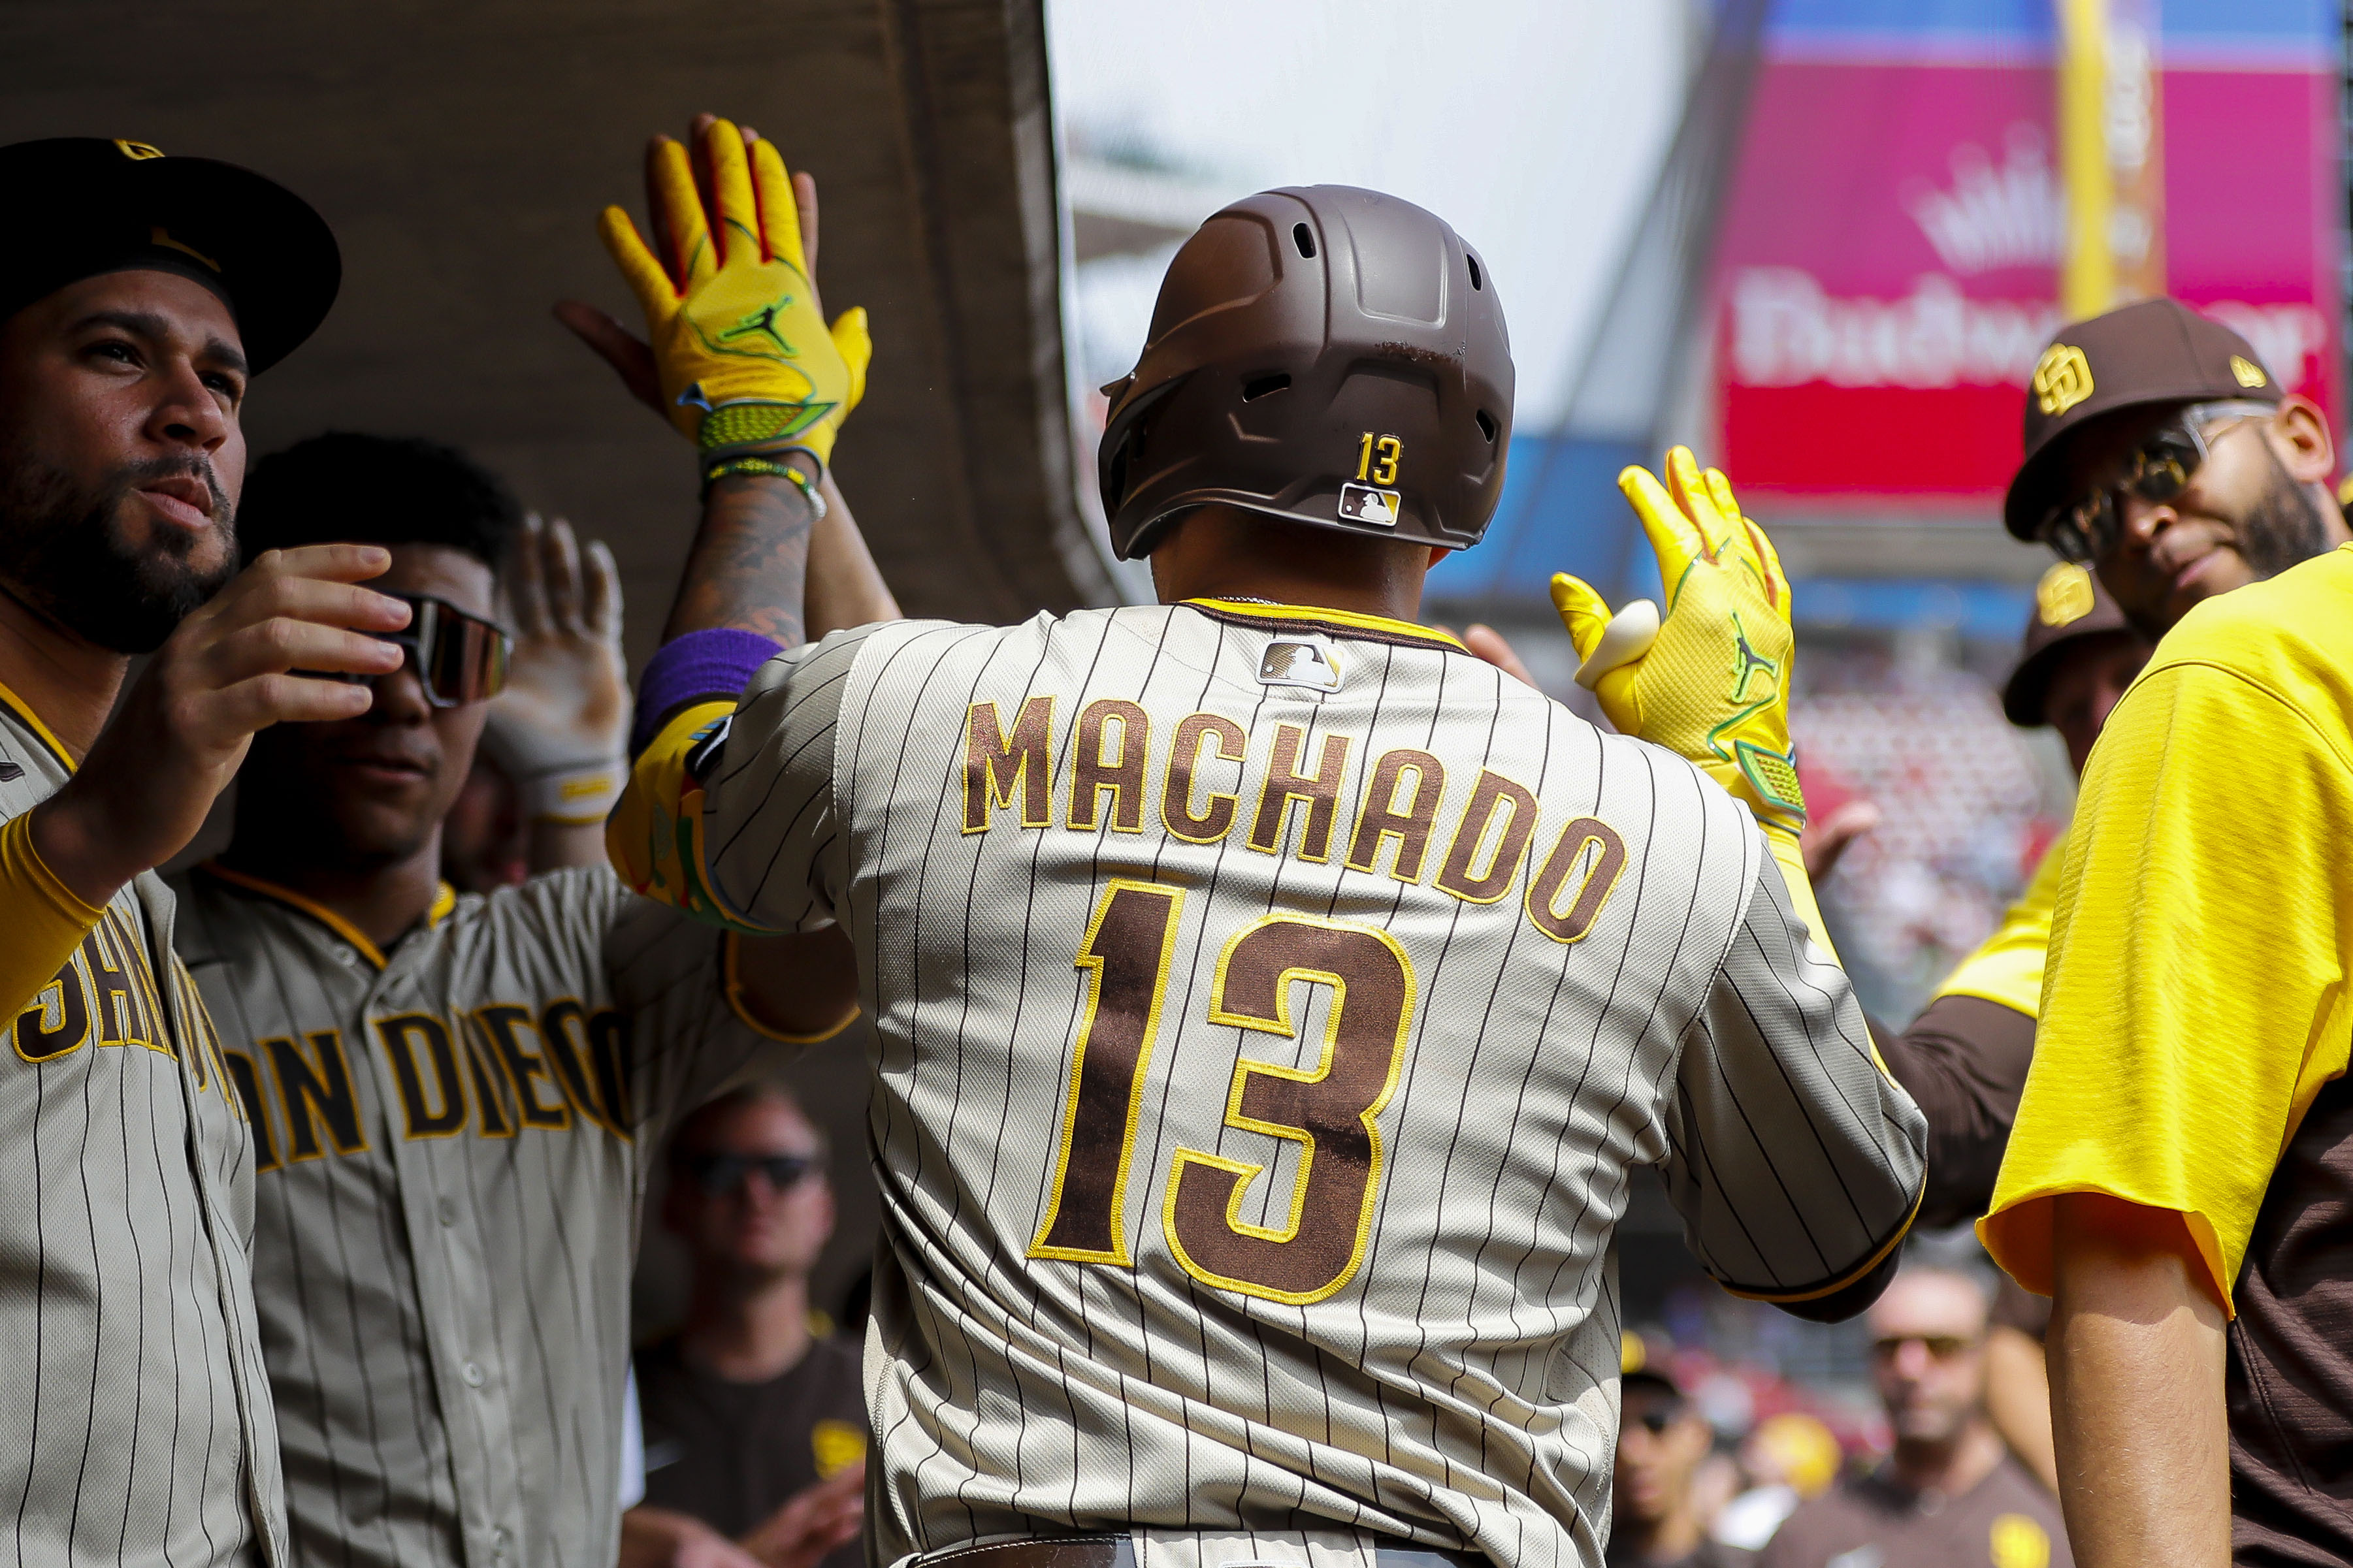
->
<box><xmin>1097</xmin><ymin>185</ymin><xmax>1512</xmax><ymax>560</ymax></box>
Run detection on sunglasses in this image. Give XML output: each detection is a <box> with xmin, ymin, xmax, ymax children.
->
<box><xmin>316</xmin><ymin>592</ymin><xmax>511</xmax><ymax>709</ymax></box>
<box><xmin>1629</xmin><ymin>1408</ymin><xmax>1684</xmax><ymax>1436</ymax></box>
<box><xmin>681</xmin><ymin>1151</ymin><xmax>821</xmax><ymax>1198</ymax></box>
<box><xmin>1870</xmin><ymin>1334</ymin><xmax>1977</xmax><ymax>1362</ymax></box>
<box><xmin>2036</xmin><ymin>400</ymin><xmax>2275</xmax><ymax>564</ymax></box>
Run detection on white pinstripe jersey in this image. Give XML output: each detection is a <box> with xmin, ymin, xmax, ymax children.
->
<box><xmin>167</xmin><ymin>862</ymin><xmax>798</xmax><ymax>1568</ymax></box>
<box><xmin>0</xmin><ymin>689</ymin><xmax>288</xmax><ymax>1568</ymax></box>
<box><xmin>648</xmin><ymin>600</ymin><xmax>1924</xmax><ymax>1568</ymax></box>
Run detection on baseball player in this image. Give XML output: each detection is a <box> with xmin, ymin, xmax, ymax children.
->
<box><xmin>1974</xmin><ymin>304</ymin><xmax>2353</xmax><ymax>1560</ymax></box>
<box><xmin>169</xmin><ymin>424</ymin><xmax>892</xmax><ymax>1565</ymax></box>
<box><xmin>602</xmin><ymin>121</ymin><xmax>1924</xmax><ymax>1568</ymax></box>
<box><xmin>1864</xmin><ymin>562</ymin><xmax>2149</xmax><ymax>1233</ymax></box>
<box><xmin>0</xmin><ymin>136</ymin><xmax>420</xmax><ymax>1566</ymax></box>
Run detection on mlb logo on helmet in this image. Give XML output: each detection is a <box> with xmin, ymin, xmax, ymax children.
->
<box><xmin>1337</xmin><ymin>482</ymin><xmax>1401</xmax><ymax>528</ymax></box>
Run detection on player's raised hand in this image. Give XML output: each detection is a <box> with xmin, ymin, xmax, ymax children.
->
<box><xmin>480</xmin><ymin>513</ymin><xmax>630</xmax><ymax>827</ymax></box>
<box><xmin>558</xmin><ymin>119</ymin><xmax>820</xmax><ymax>419</ymax></box>
<box><xmin>1550</xmin><ymin>446</ymin><xmax>1806</xmax><ymax>840</ymax></box>
<box><xmin>31</xmin><ymin>545</ymin><xmax>410</xmax><ymax>906</ymax></box>
<box><xmin>567</xmin><ymin>115</ymin><xmax>870</xmax><ymax>475</ymax></box>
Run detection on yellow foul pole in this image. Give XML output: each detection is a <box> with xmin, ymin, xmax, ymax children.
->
<box><xmin>2059</xmin><ymin>0</ymin><xmax>2113</xmax><ymax>320</ymax></box>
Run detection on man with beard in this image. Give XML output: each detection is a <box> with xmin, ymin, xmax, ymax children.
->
<box><xmin>167</xmin><ymin>206</ymin><xmax>892</xmax><ymax>1567</ymax></box>
<box><xmin>0</xmin><ymin>136</ymin><xmax>410</xmax><ymax>1565</ymax></box>
<box><xmin>1757</xmin><ymin>1266</ymin><xmax>2068</xmax><ymax>1568</ymax></box>
<box><xmin>1977</xmin><ymin>299</ymin><xmax>2353</xmax><ymax>1564</ymax></box>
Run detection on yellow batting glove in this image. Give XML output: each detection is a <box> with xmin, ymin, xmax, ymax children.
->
<box><xmin>1551</xmin><ymin>446</ymin><xmax>1804</xmax><ymax>837</ymax></box>
<box><xmin>598</xmin><ymin>120</ymin><xmax>872</xmax><ymax>473</ymax></box>
<box><xmin>1552</xmin><ymin>449</ymin><xmax>1840</xmax><ymax>963</ymax></box>
<box><xmin>607</xmin><ymin>700</ymin><xmax>781</xmax><ymax>935</ymax></box>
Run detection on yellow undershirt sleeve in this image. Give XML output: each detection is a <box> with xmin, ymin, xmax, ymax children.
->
<box><xmin>1980</xmin><ymin>660</ymin><xmax>2353</xmax><ymax>1313</ymax></box>
<box><xmin>0</xmin><ymin>810</ymin><xmax>108</xmax><ymax>1028</ymax></box>
<box><xmin>606</xmin><ymin>700</ymin><xmax>783</xmax><ymax>935</ymax></box>
<box><xmin>1763</xmin><ymin>824</ymin><xmax>1843</xmax><ymax>972</ymax></box>
<box><xmin>1932</xmin><ymin>835</ymin><xmax>2064</xmax><ymax>1017</ymax></box>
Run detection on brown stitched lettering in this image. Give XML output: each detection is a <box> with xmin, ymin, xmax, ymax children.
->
<box><xmin>1067</xmin><ymin>699</ymin><xmax>1150</xmax><ymax>833</ymax></box>
<box><xmin>1345</xmin><ymin>748</ymin><xmax>1446</xmax><ymax>881</ymax></box>
<box><xmin>962</xmin><ymin>697</ymin><xmax>1054</xmax><ymax>833</ymax></box>
<box><xmin>1161</xmin><ymin>712</ymin><xmax>1246</xmax><ymax>843</ymax></box>
<box><xmin>1526</xmin><ymin>817</ymin><xmax>1629</xmax><ymax>943</ymax></box>
<box><xmin>376</xmin><ymin>1013</ymin><xmax>468</xmax><ymax>1139</ymax></box>
<box><xmin>1435</xmin><ymin>770</ymin><xmax>1540</xmax><ymax>903</ymax></box>
<box><xmin>1248</xmin><ymin>724</ymin><xmax>1352</xmax><ymax>863</ymax></box>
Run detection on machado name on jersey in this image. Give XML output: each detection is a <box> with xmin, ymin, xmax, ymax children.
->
<box><xmin>615</xmin><ymin>599</ymin><xmax>1924</xmax><ymax>1568</ymax></box>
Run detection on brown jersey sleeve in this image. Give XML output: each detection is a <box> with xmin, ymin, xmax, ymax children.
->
<box><xmin>1868</xmin><ymin>994</ymin><xmax>2037</xmax><ymax>1230</ymax></box>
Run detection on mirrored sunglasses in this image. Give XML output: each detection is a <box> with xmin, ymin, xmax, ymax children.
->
<box><xmin>2036</xmin><ymin>400</ymin><xmax>2275</xmax><ymax>564</ymax></box>
<box><xmin>319</xmin><ymin>592</ymin><xmax>511</xmax><ymax>709</ymax></box>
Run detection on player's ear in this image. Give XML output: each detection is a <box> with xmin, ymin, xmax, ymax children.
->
<box><xmin>1429</xmin><ymin>546</ymin><xmax>1447</xmax><ymax>571</ymax></box>
<box><xmin>2273</xmin><ymin>394</ymin><xmax>2335</xmax><ymax>486</ymax></box>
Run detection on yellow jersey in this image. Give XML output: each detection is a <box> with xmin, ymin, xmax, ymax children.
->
<box><xmin>1982</xmin><ymin>543</ymin><xmax>2353</xmax><ymax>1311</ymax></box>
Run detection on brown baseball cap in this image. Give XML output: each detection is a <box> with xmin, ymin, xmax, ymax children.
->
<box><xmin>2002</xmin><ymin>296</ymin><xmax>2280</xmax><ymax>542</ymax></box>
<box><xmin>2001</xmin><ymin>562</ymin><xmax>2135</xmax><ymax>726</ymax></box>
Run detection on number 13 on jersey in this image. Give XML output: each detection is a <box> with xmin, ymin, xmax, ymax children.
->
<box><xmin>1028</xmin><ymin>880</ymin><xmax>1417</xmax><ymax>1305</ymax></box>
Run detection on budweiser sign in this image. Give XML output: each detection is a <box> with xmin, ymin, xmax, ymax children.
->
<box><xmin>1730</xmin><ymin>269</ymin><xmax>2058</xmax><ymax>389</ymax></box>
<box><xmin>1732</xmin><ymin>268</ymin><xmax>2326</xmax><ymax>394</ymax></box>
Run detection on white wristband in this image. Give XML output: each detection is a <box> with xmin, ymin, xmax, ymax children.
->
<box><xmin>515</xmin><ymin>760</ymin><xmax>626</xmax><ymax>825</ymax></box>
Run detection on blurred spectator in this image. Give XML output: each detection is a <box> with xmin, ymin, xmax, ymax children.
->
<box><xmin>1612</xmin><ymin>1365</ymin><xmax>1748</xmax><ymax>1567</ymax></box>
<box><xmin>1712</xmin><ymin>1413</ymin><xmax>1841</xmax><ymax>1552</ymax></box>
<box><xmin>1757</xmin><ymin>1264</ymin><xmax>2068</xmax><ymax>1568</ymax></box>
<box><xmin>621</xmin><ymin>1083</ymin><xmax>867</xmax><ymax>1568</ymax></box>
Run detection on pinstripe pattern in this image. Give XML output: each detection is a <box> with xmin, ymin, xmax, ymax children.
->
<box><xmin>168</xmin><ymin>863</ymin><xmax>777</xmax><ymax>1568</ymax></box>
<box><xmin>680</xmin><ymin>603</ymin><xmax>1923</xmax><ymax>1568</ymax></box>
<box><xmin>0</xmin><ymin>699</ymin><xmax>287</xmax><ymax>1567</ymax></box>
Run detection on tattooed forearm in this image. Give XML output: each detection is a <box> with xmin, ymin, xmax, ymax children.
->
<box><xmin>661</xmin><ymin>474</ymin><xmax>818</xmax><ymax>646</ymax></box>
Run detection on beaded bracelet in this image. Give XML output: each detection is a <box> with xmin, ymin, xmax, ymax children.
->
<box><xmin>700</xmin><ymin>455</ymin><xmax>828</xmax><ymax>520</ymax></box>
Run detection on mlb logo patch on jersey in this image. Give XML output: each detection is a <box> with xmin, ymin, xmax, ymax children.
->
<box><xmin>1337</xmin><ymin>482</ymin><xmax>1401</xmax><ymax>528</ymax></box>
<box><xmin>1258</xmin><ymin>637</ymin><xmax>1342</xmax><ymax>694</ymax></box>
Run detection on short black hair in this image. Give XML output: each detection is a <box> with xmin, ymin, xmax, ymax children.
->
<box><xmin>236</xmin><ymin>431</ymin><xmax>521</xmax><ymax>569</ymax></box>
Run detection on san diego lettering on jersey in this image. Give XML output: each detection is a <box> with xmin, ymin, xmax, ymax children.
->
<box><xmin>218</xmin><ymin>993</ymin><xmax>632</xmax><ymax>1173</ymax></box>
<box><xmin>962</xmin><ymin>696</ymin><xmax>1627</xmax><ymax>945</ymax></box>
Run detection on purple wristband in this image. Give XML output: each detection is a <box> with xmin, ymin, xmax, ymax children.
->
<box><xmin>632</xmin><ymin>629</ymin><xmax>787</xmax><ymax>755</ymax></box>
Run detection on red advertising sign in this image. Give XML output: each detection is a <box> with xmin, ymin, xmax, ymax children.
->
<box><xmin>1714</xmin><ymin>23</ymin><xmax>2342</xmax><ymax>501</ymax></box>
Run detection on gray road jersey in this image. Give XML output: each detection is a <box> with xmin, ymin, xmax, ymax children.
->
<box><xmin>170</xmin><ymin>861</ymin><xmax>783</xmax><ymax>1568</ymax></box>
<box><xmin>0</xmin><ymin>690</ymin><xmax>287</xmax><ymax>1567</ymax></box>
<box><xmin>675</xmin><ymin>603</ymin><xmax>1926</xmax><ymax>1568</ymax></box>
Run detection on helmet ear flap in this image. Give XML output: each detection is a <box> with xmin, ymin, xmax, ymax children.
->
<box><xmin>1098</xmin><ymin>372</ymin><xmax>1190</xmax><ymax>556</ymax></box>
